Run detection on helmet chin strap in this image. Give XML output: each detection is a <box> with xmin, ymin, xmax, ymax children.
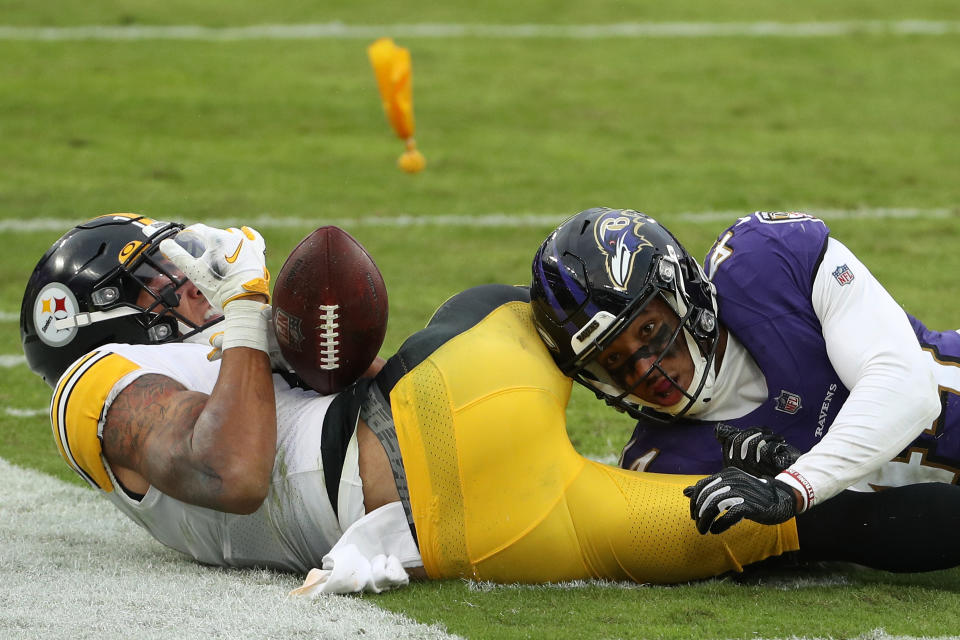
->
<box><xmin>676</xmin><ymin>327</ymin><xmax>716</xmax><ymax>416</ymax></box>
<box><xmin>659</xmin><ymin>247</ymin><xmax>717</xmax><ymax>416</ymax></box>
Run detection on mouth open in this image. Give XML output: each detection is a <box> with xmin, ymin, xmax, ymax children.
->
<box><xmin>647</xmin><ymin>373</ymin><xmax>686</xmax><ymax>406</ymax></box>
<box><xmin>653</xmin><ymin>376</ymin><xmax>674</xmax><ymax>396</ymax></box>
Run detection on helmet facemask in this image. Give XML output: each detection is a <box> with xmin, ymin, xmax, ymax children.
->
<box><xmin>124</xmin><ymin>232</ymin><xmax>222</xmax><ymax>344</ymax></box>
<box><xmin>53</xmin><ymin>221</ymin><xmax>222</xmax><ymax>347</ymax></box>
<box><xmin>566</xmin><ymin>248</ymin><xmax>719</xmax><ymax>422</ymax></box>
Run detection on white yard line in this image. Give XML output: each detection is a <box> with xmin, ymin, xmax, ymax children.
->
<box><xmin>0</xmin><ymin>355</ymin><xmax>26</xmax><ymax>368</ymax></box>
<box><xmin>0</xmin><ymin>21</ymin><xmax>959</xmax><ymax>41</ymax></box>
<box><xmin>0</xmin><ymin>208</ymin><xmax>954</xmax><ymax>235</ymax></box>
<box><xmin>4</xmin><ymin>407</ymin><xmax>46</xmax><ymax>417</ymax></box>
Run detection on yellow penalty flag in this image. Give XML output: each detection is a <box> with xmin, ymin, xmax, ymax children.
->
<box><xmin>368</xmin><ymin>37</ymin><xmax>426</xmax><ymax>173</ymax></box>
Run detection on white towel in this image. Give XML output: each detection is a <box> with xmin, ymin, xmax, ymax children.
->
<box><xmin>291</xmin><ymin>501</ymin><xmax>422</xmax><ymax>596</ymax></box>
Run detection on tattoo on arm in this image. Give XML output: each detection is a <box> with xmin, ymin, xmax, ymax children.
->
<box><xmin>103</xmin><ymin>375</ymin><xmax>171</xmax><ymax>467</ymax></box>
<box><xmin>103</xmin><ymin>374</ymin><xmax>224</xmax><ymax>501</ymax></box>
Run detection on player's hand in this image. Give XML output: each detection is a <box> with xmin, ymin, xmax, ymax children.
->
<box><xmin>159</xmin><ymin>223</ymin><xmax>270</xmax><ymax>312</ymax></box>
<box><xmin>205</xmin><ymin>304</ymin><xmax>293</xmax><ymax>371</ymax></box>
<box><xmin>715</xmin><ymin>423</ymin><xmax>801</xmax><ymax>477</ymax></box>
<box><xmin>683</xmin><ymin>468</ymin><xmax>797</xmax><ymax>535</ymax></box>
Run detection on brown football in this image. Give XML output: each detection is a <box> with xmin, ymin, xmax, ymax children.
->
<box><xmin>271</xmin><ymin>226</ymin><xmax>388</xmax><ymax>395</ymax></box>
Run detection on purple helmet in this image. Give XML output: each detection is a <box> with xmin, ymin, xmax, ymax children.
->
<box><xmin>530</xmin><ymin>207</ymin><xmax>719</xmax><ymax>421</ymax></box>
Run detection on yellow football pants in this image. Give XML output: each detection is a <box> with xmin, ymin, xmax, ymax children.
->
<box><xmin>390</xmin><ymin>302</ymin><xmax>798</xmax><ymax>584</ymax></box>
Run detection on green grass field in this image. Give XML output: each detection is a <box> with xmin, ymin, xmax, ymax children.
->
<box><xmin>2</xmin><ymin>2</ymin><xmax>960</xmax><ymax>638</ymax></box>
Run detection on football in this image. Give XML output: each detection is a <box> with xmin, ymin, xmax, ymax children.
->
<box><xmin>271</xmin><ymin>226</ymin><xmax>388</xmax><ymax>395</ymax></box>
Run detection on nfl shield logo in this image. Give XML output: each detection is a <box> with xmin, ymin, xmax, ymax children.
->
<box><xmin>776</xmin><ymin>390</ymin><xmax>802</xmax><ymax>414</ymax></box>
<box><xmin>832</xmin><ymin>264</ymin><xmax>855</xmax><ymax>286</ymax></box>
<box><xmin>274</xmin><ymin>309</ymin><xmax>304</xmax><ymax>352</ymax></box>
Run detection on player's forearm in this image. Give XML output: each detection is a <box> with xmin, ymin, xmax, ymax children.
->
<box><xmin>185</xmin><ymin>296</ymin><xmax>277</xmax><ymax>512</ymax></box>
<box><xmin>782</xmin><ymin>239</ymin><xmax>940</xmax><ymax>508</ymax></box>
<box><xmin>128</xmin><ymin>224</ymin><xmax>278</xmax><ymax>512</ymax></box>
<box><xmin>779</xmin><ymin>359</ymin><xmax>939</xmax><ymax>506</ymax></box>
<box><xmin>189</xmin><ymin>346</ymin><xmax>276</xmax><ymax>512</ymax></box>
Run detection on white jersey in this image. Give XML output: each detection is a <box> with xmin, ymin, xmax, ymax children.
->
<box><xmin>49</xmin><ymin>342</ymin><xmax>365</xmax><ymax>572</ymax></box>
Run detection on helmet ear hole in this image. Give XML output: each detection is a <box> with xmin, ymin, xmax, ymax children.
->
<box><xmin>90</xmin><ymin>286</ymin><xmax>120</xmax><ymax>307</ymax></box>
<box><xmin>147</xmin><ymin>320</ymin><xmax>177</xmax><ymax>342</ymax></box>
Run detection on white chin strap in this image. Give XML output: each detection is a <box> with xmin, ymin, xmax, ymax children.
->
<box><xmin>653</xmin><ymin>248</ymin><xmax>717</xmax><ymax>416</ymax></box>
<box><xmin>53</xmin><ymin>306</ymin><xmax>139</xmax><ymax>330</ymax></box>
<box><xmin>676</xmin><ymin>327</ymin><xmax>716</xmax><ymax>415</ymax></box>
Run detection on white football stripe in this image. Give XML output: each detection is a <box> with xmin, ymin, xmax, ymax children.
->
<box><xmin>0</xmin><ymin>21</ymin><xmax>959</xmax><ymax>41</ymax></box>
<box><xmin>0</xmin><ymin>208</ymin><xmax>954</xmax><ymax>235</ymax></box>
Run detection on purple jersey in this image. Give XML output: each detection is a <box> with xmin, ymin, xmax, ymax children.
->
<box><xmin>620</xmin><ymin>212</ymin><xmax>960</xmax><ymax>485</ymax></box>
<box><xmin>905</xmin><ymin>315</ymin><xmax>960</xmax><ymax>476</ymax></box>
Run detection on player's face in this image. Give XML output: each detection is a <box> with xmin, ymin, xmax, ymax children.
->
<box><xmin>135</xmin><ymin>265</ymin><xmax>220</xmax><ymax>328</ymax></box>
<box><xmin>595</xmin><ymin>297</ymin><xmax>693</xmax><ymax>408</ymax></box>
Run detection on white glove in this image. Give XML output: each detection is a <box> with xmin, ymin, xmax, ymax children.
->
<box><xmin>289</xmin><ymin>545</ymin><xmax>409</xmax><ymax>596</ymax></box>
<box><xmin>204</xmin><ymin>304</ymin><xmax>294</xmax><ymax>370</ymax></box>
<box><xmin>159</xmin><ymin>223</ymin><xmax>270</xmax><ymax>312</ymax></box>
<box><xmin>160</xmin><ymin>223</ymin><xmax>271</xmax><ymax>353</ymax></box>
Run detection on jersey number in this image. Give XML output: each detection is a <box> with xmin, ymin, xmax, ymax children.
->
<box><xmin>875</xmin><ymin>383</ymin><xmax>960</xmax><ymax>487</ymax></box>
<box><xmin>706</xmin><ymin>231</ymin><xmax>734</xmax><ymax>280</ymax></box>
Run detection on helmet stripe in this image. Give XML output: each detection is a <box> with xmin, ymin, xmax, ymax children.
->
<box><xmin>537</xmin><ymin>242</ymin><xmax>600</xmax><ymax>338</ymax></box>
<box><xmin>86</xmin><ymin>212</ymin><xmax>157</xmax><ymax>226</ymax></box>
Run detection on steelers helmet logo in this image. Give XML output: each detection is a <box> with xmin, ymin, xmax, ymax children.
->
<box><xmin>118</xmin><ymin>240</ymin><xmax>144</xmax><ymax>264</ymax></box>
<box><xmin>33</xmin><ymin>282</ymin><xmax>80</xmax><ymax>347</ymax></box>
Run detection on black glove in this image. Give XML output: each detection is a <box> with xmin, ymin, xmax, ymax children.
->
<box><xmin>715</xmin><ymin>423</ymin><xmax>801</xmax><ymax>477</ymax></box>
<box><xmin>683</xmin><ymin>468</ymin><xmax>798</xmax><ymax>535</ymax></box>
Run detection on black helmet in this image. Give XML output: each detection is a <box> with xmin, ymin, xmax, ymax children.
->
<box><xmin>21</xmin><ymin>213</ymin><xmax>220</xmax><ymax>387</ymax></box>
<box><xmin>530</xmin><ymin>207</ymin><xmax>719</xmax><ymax>421</ymax></box>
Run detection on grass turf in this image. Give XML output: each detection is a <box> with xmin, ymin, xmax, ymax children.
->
<box><xmin>2</xmin><ymin>1</ymin><xmax>960</xmax><ymax>638</ymax></box>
